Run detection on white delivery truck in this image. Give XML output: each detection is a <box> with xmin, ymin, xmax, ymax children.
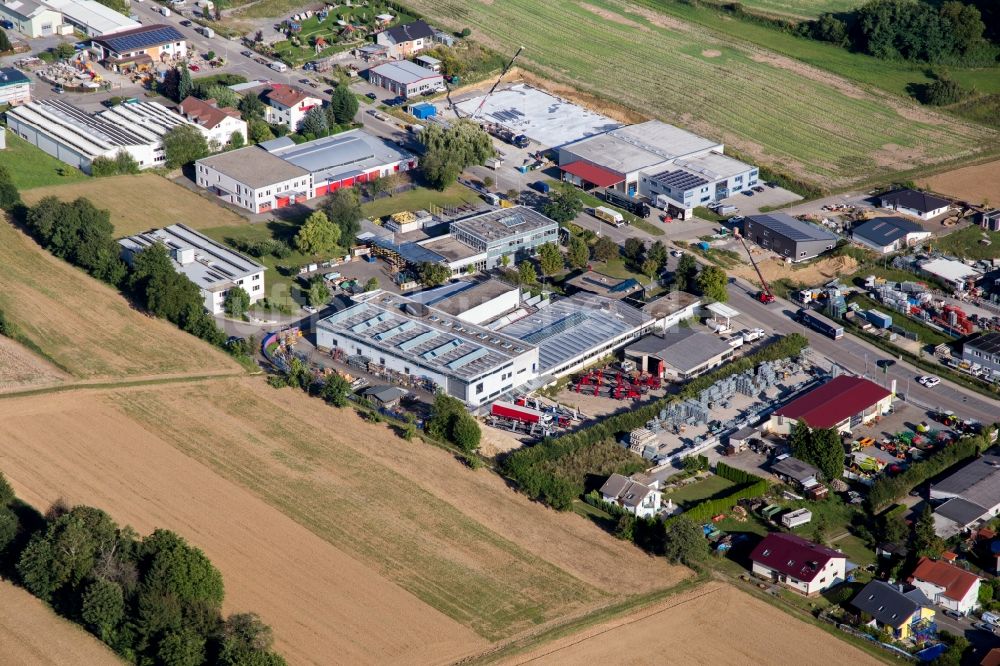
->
<box><xmin>269</xmin><ymin>61</ymin><xmax>288</xmax><ymax>72</ymax></box>
<box><xmin>158</xmin><ymin>6</ymin><xmax>170</xmax><ymax>16</ymax></box>
<box><xmin>197</xmin><ymin>25</ymin><xmax>215</xmax><ymax>38</ymax></box>
<box><xmin>594</xmin><ymin>206</ymin><xmax>624</xmax><ymax>227</ymax></box>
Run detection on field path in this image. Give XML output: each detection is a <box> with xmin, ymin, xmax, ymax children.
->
<box><xmin>501</xmin><ymin>583</ymin><xmax>884</xmax><ymax>665</ymax></box>
<box><xmin>0</xmin><ymin>581</ymin><xmax>123</xmax><ymax>665</ymax></box>
<box><xmin>0</xmin><ymin>389</ymin><xmax>484</xmax><ymax>666</ymax></box>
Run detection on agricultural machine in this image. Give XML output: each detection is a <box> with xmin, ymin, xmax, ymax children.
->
<box><xmin>734</xmin><ymin>231</ymin><xmax>775</xmax><ymax>304</ymax></box>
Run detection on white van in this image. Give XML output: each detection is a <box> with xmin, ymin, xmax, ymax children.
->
<box><xmin>594</xmin><ymin>206</ymin><xmax>624</xmax><ymax>227</ymax></box>
<box><xmin>269</xmin><ymin>61</ymin><xmax>288</xmax><ymax>72</ymax></box>
<box><xmin>158</xmin><ymin>6</ymin><xmax>170</xmax><ymax>16</ymax></box>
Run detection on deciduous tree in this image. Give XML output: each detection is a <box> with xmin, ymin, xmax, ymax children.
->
<box><xmin>567</xmin><ymin>234</ymin><xmax>589</xmax><ymax>269</ymax></box>
<box><xmin>418</xmin><ymin>261</ymin><xmax>450</xmax><ymax>287</ymax></box>
<box><xmin>663</xmin><ymin>517</ymin><xmax>707</xmax><ymax>565</ymax></box>
<box><xmin>541</xmin><ymin>184</ymin><xmax>584</xmax><ymax>223</ymax></box>
<box><xmin>327</xmin><ymin>85</ymin><xmax>358</xmax><ymax>125</ymax></box>
<box><xmin>536</xmin><ymin>242</ymin><xmax>563</xmax><ymax>277</ymax></box>
<box><xmin>321</xmin><ymin>187</ymin><xmax>362</xmax><ymax>246</ymax></box>
<box><xmin>696</xmin><ymin>265</ymin><xmax>728</xmax><ymax>302</ymax></box>
<box><xmin>162</xmin><ymin>124</ymin><xmax>209</xmax><ymax>168</ymax></box>
<box><xmin>674</xmin><ymin>253</ymin><xmax>698</xmax><ymax>291</ymax></box>
<box><xmin>591</xmin><ymin>235</ymin><xmax>617</xmax><ymax>263</ymax></box>
<box><xmin>223</xmin><ymin>286</ymin><xmax>250</xmax><ymax>318</ymax></box>
<box><xmin>295</xmin><ymin>210</ymin><xmax>340</xmax><ymax>255</ymax></box>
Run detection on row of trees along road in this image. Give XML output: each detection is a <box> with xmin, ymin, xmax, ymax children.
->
<box><xmin>0</xmin><ymin>472</ymin><xmax>285</xmax><ymax>665</ymax></box>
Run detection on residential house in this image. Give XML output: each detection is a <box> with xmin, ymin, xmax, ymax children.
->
<box><xmin>375</xmin><ymin>18</ymin><xmax>434</xmax><ymax>59</ymax></box>
<box><xmin>118</xmin><ymin>224</ymin><xmax>266</xmax><ymax>314</ymax></box>
<box><xmin>908</xmin><ymin>557</ymin><xmax>981</xmax><ymax>615</ymax></box>
<box><xmin>851</xmin><ymin>580</ymin><xmax>935</xmax><ymax>641</ymax></box>
<box><xmin>261</xmin><ymin>84</ymin><xmax>321</xmax><ymax>131</ymax></box>
<box><xmin>749</xmin><ymin>532</ymin><xmax>847</xmax><ymax>596</ymax></box>
<box><xmin>852</xmin><ymin>216</ymin><xmax>931</xmax><ymax>254</ymax></box>
<box><xmin>599</xmin><ymin>473</ymin><xmax>661</xmax><ymax>518</ymax></box>
<box><xmin>176</xmin><ymin>96</ymin><xmax>247</xmax><ymax>148</ymax></box>
<box><xmin>879</xmin><ymin>189</ymin><xmax>951</xmax><ymax>220</ymax></box>
<box><xmin>0</xmin><ymin>67</ymin><xmax>31</xmax><ymax>106</ymax></box>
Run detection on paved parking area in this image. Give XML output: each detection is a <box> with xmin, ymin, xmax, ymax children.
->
<box><xmin>718</xmin><ymin>185</ymin><xmax>802</xmax><ymax>215</ymax></box>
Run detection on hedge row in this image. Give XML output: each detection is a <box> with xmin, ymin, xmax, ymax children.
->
<box><xmin>715</xmin><ymin>461</ymin><xmax>767</xmax><ymax>486</ymax></box>
<box><xmin>675</xmin><ymin>480</ymin><xmax>769</xmax><ymax>523</ymax></box>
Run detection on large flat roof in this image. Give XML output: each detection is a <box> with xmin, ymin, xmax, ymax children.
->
<box><xmin>565</xmin><ymin>271</ymin><xmax>642</xmax><ymax>299</ymax></box>
<box><xmin>920</xmin><ymin>258</ymin><xmax>982</xmax><ymax>282</ymax></box>
<box><xmin>6</xmin><ymin>99</ymin><xmax>161</xmax><ymax>158</ymax></box>
<box><xmin>417</xmin><ymin>235</ymin><xmax>481</xmax><ymax>263</ymax></box>
<box><xmin>43</xmin><ymin>0</ymin><xmax>139</xmax><ymax>34</ymax></box>
<box><xmin>369</xmin><ymin>59</ymin><xmax>442</xmax><ymax>85</ymax></box>
<box><xmin>266</xmin><ymin>129</ymin><xmax>412</xmax><ymax>184</ymax></box>
<box><xmin>641</xmin><ymin>291</ymin><xmax>700</xmax><ymax>319</ymax></box>
<box><xmin>497</xmin><ymin>294</ymin><xmax>651</xmax><ymax>373</ymax></box>
<box><xmin>560</xmin><ymin>120</ymin><xmax>721</xmax><ymax>175</ymax></box>
<box><xmin>746</xmin><ymin>212</ymin><xmax>838</xmax><ymax>243</ymax></box>
<box><xmin>317</xmin><ymin>291</ymin><xmax>534</xmax><ymax>382</ymax></box>
<box><xmin>118</xmin><ymin>223</ymin><xmax>264</xmax><ymax>291</ymax></box>
<box><xmin>932</xmin><ymin>454</ymin><xmax>1000</xmax><ymax>510</ymax></box>
<box><xmin>455</xmin><ymin>83</ymin><xmax>621</xmax><ymax>148</ymax></box>
<box><xmin>624</xmin><ymin>328</ymin><xmax>731</xmax><ymax>374</ymax></box>
<box><xmin>197</xmin><ymin>145</ymin><xmax>308</xmax><ymax>189</ymax></box>
<box><xmin>450</xmin><ymin>206</ymin><xmax>557</xmax><ymax>244</ymax></box>
<box><xmin>415</xmin><ymin>279</ymin><xmax>517</xmax><ymax>316</ymax></box>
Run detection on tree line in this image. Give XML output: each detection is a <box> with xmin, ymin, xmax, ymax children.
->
<box><xmin>499</xmin><ymin>334</ymin><xmax>809</xmax><ymax>510</ymax></box>
<box><xmin>788</xmin><ymin>420</ymin><xmax>844</xmax><ymax>483</ymax></box>
<box><xmin>0</xmin><ymin>472</ymin><xmax>284</xmax><ymax>665</ymax></box>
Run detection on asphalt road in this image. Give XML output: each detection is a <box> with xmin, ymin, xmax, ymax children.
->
<box><xmin>724</xmin><ymin>279</ymin><xmax>998</xmax><ymax>425</ymax></box>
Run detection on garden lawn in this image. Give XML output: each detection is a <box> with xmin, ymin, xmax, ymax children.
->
<box><xmin>407</xmin><ymin>0</ymin><xmax>997</xmax><ymax>189</ymax></box>
<box><xmin>362</xmin><ymin>183</ymin><xmax>480</xmax><ymax>218</ymax></box>
<box><xmin>933</xmin><ymin>225</ymin><xmax>1000</xmax><ymax>261</ymax></box>
<box><xmin>0</xmin><ymin>133</ymin><xmax>88</xmax><ymax>190</ymax></box>
<box><xmin>663</xmin><ymin>474</ymin><xmax>737</xmax><ymax>510</ymax></box>
<box><xmin>848</xmin><ymin>293</ymin><xmax>951</xmax><ymax>345</ymax></box>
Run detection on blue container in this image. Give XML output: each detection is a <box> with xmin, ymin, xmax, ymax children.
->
<box><xmin>698</xmin><ymin>241</ymin><xmax>711</xmax><ymax>251</ymax></box>
<box><xmin>865</xmin><ymin>309</ymin><xmax>893</xmax><ymax>329</ymax></box>
<box><xmin>411</xmin><ymin>103</ymin><xmax>436</xmax><ymax>119</ymax></box>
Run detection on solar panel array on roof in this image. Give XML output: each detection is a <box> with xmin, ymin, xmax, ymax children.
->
<box><xmin>100</xmin><ymin>25</ymin><xmax>184</xmax><ymax>53</ymax></box>
<box><xmin>651</xmin><ymin>169</ymin><xmax>708</xmax><ymax>191</ymax></box>
<box><xmin>500</xmin><ymin>214</ymin><xmax>525</xmax><ymax>228</ymax></box>
<box><xmin>748</xmin><ymin>213</ymin><xmax>837</xmax><ymax>243</ymax></box>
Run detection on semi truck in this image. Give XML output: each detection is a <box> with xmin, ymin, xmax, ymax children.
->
<box><xmin>594</xmin><ymin>206</ymin><xmax>624</xmax><ymax>227</ymax></box>
<box><xmin>796</xmin><ymin>308</ymin><xmax>844</xmax><ymax>340</ymax></box>
<box><xmin>490</xmin><ymin>401</ymin><xmax>553</xmax><ymax>426</ymax></box>
<box><xmin>601</xmin><ymin>189</ymin><xmax>650</xmax><ymax>218</ymax></box>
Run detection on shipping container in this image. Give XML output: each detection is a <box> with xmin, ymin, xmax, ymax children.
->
<box><xmin>865</xmin><ymin>309</ymin><xmax>893</xmax><ymax>329</ymax></box>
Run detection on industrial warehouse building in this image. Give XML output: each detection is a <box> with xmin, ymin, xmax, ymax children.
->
<box><xmin>623</xmin><ymin>328</ymin><xmax>733</xmax><ymax>380</ymax></box>
<box><xmin>765</xmin><ymin>375</ymin><xmax>892</xmax><ymax>435</ymax></box>
<box><xmin>42</xmin><ymin>0</ymin><xmax>137</xmax><ymax>36</ymax></box>
<box><xmin>930</xmin><ymin>454</ymin><xmax>1000</xmax><ymax>538</ymax></box>
<box><xmin>366</xmin><ymin>59</ymin><xmax>443</xmax><ymax>98</ymax></box>
<box><xmin>0</xmin><ymin>67</ymin><xmax>31</xmax><ymax>106</ymax></box>
<box><xmin>919</xmin><ymin>258</ymin><xmax>982</xmax><ymax>291</ymax></box>
<box><xmin>195</xmin><ymin>129</ymin><xmax>416</xmax><ymax>213</ymax></box>
<box><xmin>0</xmin><ymin>0</ymin><xmax>69</xmax><ymax>37</ymax></box>
<box><xmin>641</xmin><ymin>291</ymin><xmax>701</xmax><ymax>331</ymax></box>
<box><xmin>962</xmin><ymin>332</ymin><xmax>1000</xmax><ymax>376</ymax></box>
<box><xmin>316</xmin><ymin>278</ymin><xmax>654</xmax><ymax>404</ymax></box>
<box><xmin>852</xmin><ymin>216</ymin><xmax>931</xmax><ymax>254</ymax></box>
<box><xmin>6</xmin><ymin>99</ymin><xmax>194</xmax><ymax>173</ymax></box>
<box><xmin>557</xmin><ymin>120</ymin><xmax>757</xmax><ymax>215</ymax></box>
<box><xmin>743</xmin><ymin>213</ymin><xmax>838</xmax><ymax>262</ymax></box>
<box><xmin>118</xmin><ymin>224</ymin><xmax>266</xmax><ymax>314</ymax></box>
<box><xmin>449</xmin><ymin>207</ymin><xmax>559</xmax><ymax>271</ymax></box>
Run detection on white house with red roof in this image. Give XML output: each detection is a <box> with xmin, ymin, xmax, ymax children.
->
<box><xmin>765</xmin><ymin>375</ymin><xmax>893</xmax><ymax>436</ymax></box>
<box><xmin>177</xmin><ymin>96</ymin><xmax>247</xmax><ymax>148</ymax></box>
<box><xmin>908</xmin><ymin>557</ymin><xmax>981</xmax><ymax>615</ymax></box>
<box><xmin>750</xmin><ymin>533</ymin><xmax>847</xmax><ymax>596</ymax></box>
<box><xmin>261</xmin><ymin>84</ymin><xmax>321</xmax><ymax>131</ymax></box>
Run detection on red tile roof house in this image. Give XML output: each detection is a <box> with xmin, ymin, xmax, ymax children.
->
<box><xmin>750</xmin><ymin>533</ymin><xmax>847</xmax><ymax>596</ymax></box>
<box><xmin>765</xmin><ymin>375</ymin><xmax>893</xmax><ymax>436</ymax></box>
<box><xmin>261</xmin><ymin>84</ymin><xmax>322</xmax><ymax>132</ymax></box>
<box><xmin>908</xmin><ymin>557</ymin><xmax>982</xmax><ymax>615</ymax></box>
<box><xmin>177</xmin><ymin>96</ymin><xmax>247</xmax><ymax>149</ymax></box>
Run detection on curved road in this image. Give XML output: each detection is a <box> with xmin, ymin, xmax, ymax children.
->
<box><xmin>725</xmin><ymin>280</ymin><xmax>998</xmax><ymax>424</ymax></box>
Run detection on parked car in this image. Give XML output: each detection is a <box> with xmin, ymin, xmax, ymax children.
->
<box><xmin>179</xmin><ymin>19</ymin><xmax>192</xmax><ymax>26</ymax></box>
<box><xmin>917</xmin><ymin>375</ymin><xmax>941</xmax><ymax>388</ymax></box>
<box><xmin>753</xmin><ymin>185</ymin><xmax>765</xmax><ymax>193</ymax></box>
<box><xmin>299</xmin><ymin>78</ymin><xmax>310</xmax><ymax>84</ymax></box>
<box><xmin>302</xmin><ymin>305</ymin><xmax>318</xmax><ymax>314</ymax></box>
<box><xmin>743</xmin><ymin>190</ymin><xmax>755</xmax><ymax>197</ymax></box>
<box><xmin>241</xmin><ymin>49</ymin><xmax>253</xmax><ymax>57</ymax></box>
<box><xmin>188</xmin><ymin>63</ymin><xmax>200</xmax><ymax>71</ymax></box>
<box><xmin>944</xmin><ymin>609</ymin><xmax>964</xmax><ymax>619</ymax></box>
<box><xmin>53</xmin><ymin>85</ymin><xmax>65</xmax><ymax>94</ymax></box>
<box><xmin>365</xmin><ymin>92</ymin><xmax>377</xmax><ymax>100</ymax></box>
<box><xmin>0</xmin><ymin>19</ymin><xmax>13</xmax><ymax>28</ymax></box>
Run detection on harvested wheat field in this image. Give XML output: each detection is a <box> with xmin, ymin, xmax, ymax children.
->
<box><xmin>0</xmin><ymin>336</ymin><xmax>67</xmax><ymax>392</ymax></box>
<box><xmin>0</xmin><ymin>221</ymin><xmax>237</xmax><ymax>379</ymax></box>
<box><xmin>502</xmin><ymin>583</ymin><xmax>884</xmax><ymax>665</ymax></box>
<box><xmin>919</xmin><ymin>160</ymin><xmax>1000</xmax><ymax>207</ymax></box>
<box><xmin>20</xmin><ymin>173</ymin><xmax>249</xmax><ymax>236</ymax></box>
<box><xmin>0</xmin><ymin>377</ymin><xmax>686</xmax><ymax>663</ymax></box>
<box><xmin>0</xmin><ymin>581</ymin><xmax>122</xmax><ymax>665</ymax></box>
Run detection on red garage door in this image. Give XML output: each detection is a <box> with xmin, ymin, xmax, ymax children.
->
<box><xmin>341</xmin><ymin>177</ymin><xmax>355</xmax><ymax>187</ymax></box>
<box><xmin>314</xmin><ymin>184</ymin><xmax>329</xmax><ymax>196</ymax></box>
<box><xmin>276</xmin><ymin>196</ymin><xmax>290</xmax><ymax>208</ymax></box>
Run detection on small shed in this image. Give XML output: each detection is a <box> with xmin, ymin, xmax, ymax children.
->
<box><xmin>726</xmin><ymin>426</ymin><xmax>758</xmax><ymax>454</ymax></box>
<box><xmin>363</xmin><ymin>385</ymin><xmax>408</xmax><ymax>409</ymax></box>
<box><xmin>411</xmin><ymin>102</ymin><xmax>436</xmax><ymax>119</ymax></box>
<box><xmin>415</xmin><ymin>54</ymin><xmax>441</xmax><ymax>71</ymax></box>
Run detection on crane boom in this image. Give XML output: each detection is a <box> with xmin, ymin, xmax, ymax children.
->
<box><xmin>735</xmin><ymin>232</ymin><xmax>775</xmax><ymax>303</ymax></box>
<box><xmin>469</xmin><ymin>46</ymin><xmax>524</xmax><ymax>120</ymax></box>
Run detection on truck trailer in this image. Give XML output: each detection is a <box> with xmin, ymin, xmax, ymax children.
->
<box><xmin>490</xmin><ymin>401</ymin><xmax>553</xmax><ymax>426</ymax></box>
<box><xmin>796</xmin><ymin>308</ymin><xmax>843</xmax><ymax>340</ymax></box>
<box><xmin>594</xmin><ymin>206</ymin><xmax>624</xmax><ymax>227</ymax></box>
<box><xmin>601</xmin><ymin>189</ymin><xmax>650</xmax><ymax>218</ymax></box>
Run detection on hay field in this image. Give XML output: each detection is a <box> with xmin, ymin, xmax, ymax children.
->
<box><xmin>0</xmin><ymin>378</ymin><xmax>686</xmax><ymax>662</ymax></box>
<box><xmin>408</xmin><ymin>0</ymin><xmax>996</xmax><ymax>188</ymax></box>
<box><xmin>0</xmin><ymin>336</ymin><xmax>67</xmax><ymax>393</ymax></box>
<box><xmin>0</xmin><ymin>220</ymin><xmax>237</xmax><ymax>379</ymax></box>
<box><xmin>0</xmin><ymin>581</ymin><xmax>122</xmax><ymax>666</ymax></box>
<box><xmin>502</xmin><ymin>583</ymin><xmax>884</xmax><ymax>665</ymax></box>
<box><xmin>20</xmin><ymin>173</ymin><xmax>249</xmax><ymax>236</ymax></box>
<box><xmin>918</xmin><ymin>159</ymin><xmax>1000</xmax><ymax>207</ymax></box>
<box><xmin>728</xmin><ymin>0</ymin><xmax>863</xmax><ymax>18</ymax></box>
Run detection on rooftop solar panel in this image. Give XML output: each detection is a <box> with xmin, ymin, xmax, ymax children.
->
<box><xmin>102</xmin><ymin>26</ymin><xmax>184</xmax><ymax>53</ymax></box>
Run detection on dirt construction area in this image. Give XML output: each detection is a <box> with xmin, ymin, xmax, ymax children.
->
<box><xmin>19</xmin><ymin>173</ymin><xmax>250</xmax><ymax>236</ymax></box>
<box><xmin>0</xmin><ymin>581</ymin><xmax>121</xmax><ymax>665</ymax></box>
<box><xmin>0</xmin><ymin>376</ymin><xmax>688</xmax><ymax>664</ymax></box>
<box><xmin>918</xmin><ymin>159</ymin><xmax>1000</xmax><ymax>207</ymax></box>
<box><xmin>728</xmin><ymin>253</ymin><xmax>860</xmax><ymax>287</ymax></box>
<box><xmin>502</xmin><ymin>583</ymin><xmax>883</xmax><ymax>665</ymax></box>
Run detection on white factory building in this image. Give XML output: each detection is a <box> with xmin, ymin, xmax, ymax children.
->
<box><xmin>6</xmin><ymin>99</ymin><xmax>194</xmax><ymax>173</ymax></box>
<box><xmin>316</xmin><ymin>278</ymin><xmax>655</xmax><ymax>405</ymax></box>
<box><xmin>118</xmin><ymin>224</ymin><xmax>266</xmax><ymax>314</ymax></box>
<box><xmin>42</xmin><ymin>0</ymin><xmax>138</xmax><ymax>36</ymax></box>
<box><xmin>558</xmin><ymin>120</ymin><xmax>757</xmax><ymax>216</ymax></box>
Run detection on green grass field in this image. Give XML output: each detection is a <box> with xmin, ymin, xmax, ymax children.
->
<box><xmin>663</xmin><ymin>475</ymin><xmax>737</xmax><ymax>509</ymax></box>
<box><xmin>933</xmin><ymin>224</ymin><xmax>1000</xmax><ymax>261</ymax></box>
<box><xmin>0</xmin><ymin>133</ymin><xmax>88</xmax><ymax>190</ymax></box>
<box><xmin>406</xmin><ymin>0</ymin><xmax>997</xmax><ymax>189</ymax></box>
<box><xmin>717</xmin><ymin>0</ymin><xmax>862</xmax><ymax>18</ymax></box>
<box><xmin>362</xmin><ymin>183</ymin><xmax>481</xmax><ymax>218</ymax></box>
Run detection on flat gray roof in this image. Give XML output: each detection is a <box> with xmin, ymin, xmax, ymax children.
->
<box><xmin>932</xmin><ymin>454</ymin><xmax>1000</xmax><ymax>510</ymax></box>
<box><xmin>370</xmin><ymin>59</ymin><xmax>442</xmax><ymax>85</ymax></box>
<box><xmin>197</xmin><ymin>145</ymin><xmax>309</xmax><ymax>189</ymax></box>
<box><xmin>746</xmin><ymin>212</ymin><xmax>838</xmax><ymax>243</ymax></box>
<box><xmin>771</xmin><ymin>456</ymin><xmax>820</xmax><ymax>482</ymax></box>
<box><xmin>497</xmin><ymin>294</ymin><xmax>651</xmax><ymax>373</ymax></box>
<box><xmin>625</xmin><ymin>328</ymin><xmax>730</xmax><ymax>374</ymax></box>
<box><xmin>642</xmin><ymin>291</ymin><xmax>700</xmax><ymax>319</ymax></box>
<box><xmin>565</xmin><ymin>271</ymin><xmax>642</xmax><ymax>299</ymax></box>
<box><xmin>450</xmin><ymin>206</ymin><xmax>557</xmax><ymax>244</ymax></box>
<box><xmin>417</xmin><ymin>235</ymin><xmax>481</xmax><ymax>262</ymax></box>
<box><xmin>266</xmin><ymin>129</ymin><xmax>412</xmax><ymax>184</ymax></box>
<box><xmin>454</xmin><ymin>83</ymin><xmax>621</xmax><ymax>148</ymax></box>
<box><xmin>560</xmin><ymin>120</ymin><xmax>722</xmax><ymax>175</ymax></box>
<box><xmin>423</xmin><ymin>279</ymin><xmax>517</xmax><ymax>316</ymax></box>
<box><xmin>935</xmin><ymin>497</ymin><xmax>989</xmax><ymax>526</ymax></box>
<box><xmin>317</xmin><ymin>291</ymin><xmax>534</xmax><ymax>382</ymax></box>
<box><xmin>118</xmin><ymin>223</ymin><xmax>264</xmax><ymax>290</ymax></box>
